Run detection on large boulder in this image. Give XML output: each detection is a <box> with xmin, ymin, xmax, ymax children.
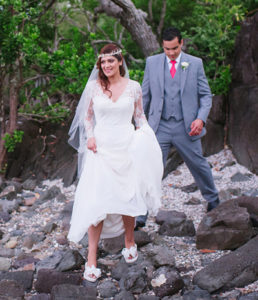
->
<box><xmin>196</xmin><ymin>198</ymin><xmax>255</xmax><ymax>250</ymax></box>
<box><xmin>228</xmin><ymin>12</ymin><xmax>258</xmax><ymax>174</ymax></box>
<box><xmin>193</xmin><ymin>235</ymin><xmax>258</xmax><ymax>292</ymax></box>
<box><xmin>6</xmin><ymin>118</ymin><xmax>77</xmax><ymax>186</ymax></box>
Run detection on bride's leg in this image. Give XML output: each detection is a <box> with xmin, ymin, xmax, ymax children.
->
<box><xmin>87</xmin><ymin>221</ymin><xmax>103</xmax><ymax>267</ymax></box>
<box><xmin>122</xmin><ymin>215</ymin><xmax>135</xmax><ymax>248</ymax></box>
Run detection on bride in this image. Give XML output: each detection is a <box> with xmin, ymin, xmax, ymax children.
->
<box><xmin>67</xmin><ymin>44</ymin><xmax>163</xmax><ymax>282</ymax></box>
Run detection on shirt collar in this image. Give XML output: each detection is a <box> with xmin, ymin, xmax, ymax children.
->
<box><xmin>166</xmin><ymin>52</ymin><xmax>182</xmax><ymax>64</ymax></box>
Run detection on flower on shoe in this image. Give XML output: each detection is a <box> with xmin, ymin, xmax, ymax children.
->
<box><xmin>181</xmin><ymin>62</ymin><xmax>189</xmax><ymax>70</ymax></box>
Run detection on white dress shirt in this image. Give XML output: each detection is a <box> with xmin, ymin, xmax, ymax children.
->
<box><xmin>166</xmin><ymin>52</ymin><xmax>182</xmax><ymax>71</ymax></box>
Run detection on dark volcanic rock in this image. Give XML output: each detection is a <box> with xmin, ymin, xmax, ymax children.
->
<box><xmin>56</xmin><ymin>249</ymin><xmax>84</xmax><ymax>272</ymax></box>
<box><xmin>98</xmin><ymin>279</ymin><xmax>119</xmax><ymax>298</ymax></box>
<box><xmin>196</xmin><ymin>199</ymin><xmax>255</xmax><ymax>250</ymax></box>
<box><xmin>120</xmin><ymin>265</ymin><xmax>148</xmax><ymax>294</ymax></box>
<box><xmin>228</xmin><ymin>12</ymin><xmax>258</xmax><ymax>175</ymax></box>
<box><xmin>0</xmin><ymin>279</ymin><xmax>25</xmax><ymax>298</ymax></box>
<box><xmin>0</xmin><ymin>270</ymin><xmax>34</xmax><ymax>291</ymax></box>
<box><xmin>147</xmin><ymin>244</ymin><xmax>176</xmax><ymax>268</ymax></box>
<box><xmin>114</xmin><ymin>290</ymin><xmax>135</xmax><ymax>300</ymax></box>
<box><xmin>36</xmin><ymin>250</ymin><xmax>64</xmax><ymax>272</ymax></box>
<box><xmin>35</xmin><ymin>269</ymin><xmax>82</xmax><ymax>293</ymax></box>
<box><xmin>156</xmin><ymin>210</ymin><xmax>195</xmax><ymax>237</ymax></box>
<box><xmin>30</xmin><ymin>294</ymin><xmax>51</xmax><ymax>300</ymax></box>
<box><xmin>51</xmin><ymin>283</ymin><xmax>97</xmax><ymax>300</ymax></box>
<box><xmin>193</xmin><ymin>235</ymin><xmax>258</xmax><ymax>292</ymax></box>
<box><xmin>237</xmin><ymin>196</ymin><xmax>258</xmax><ymax>227</ymax></box>
<box><xmin>151</xmin><ymin>266</ymin><xmax>184</xmax><ymax>298</ymax></box>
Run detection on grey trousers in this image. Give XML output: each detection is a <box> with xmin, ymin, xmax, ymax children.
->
<box><xmin>156</xmin><ymin>118</ymin><xmax>218</xmax><ymax>203</ymax></box>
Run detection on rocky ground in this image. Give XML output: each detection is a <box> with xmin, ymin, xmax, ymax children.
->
<box><xmin>0</xmin><ymin>148</ymin><xmax>258</xmax><ymax>299</ymax></box>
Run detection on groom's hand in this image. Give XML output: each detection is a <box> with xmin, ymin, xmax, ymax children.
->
<box><xmin>189</xmin><ymin>119</ymin><xmax>204</xmax><ymax>136</ymax></box>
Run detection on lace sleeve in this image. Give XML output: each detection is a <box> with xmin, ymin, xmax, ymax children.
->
<box><xmin>133</xmin><ymin>82</ymin><xmax>147</xmax><ymax>129</ymax></box>
<box><xmin>84</xmin><ymin>99</ymin><xmax>94</xmax><ymax>138</ymax></box>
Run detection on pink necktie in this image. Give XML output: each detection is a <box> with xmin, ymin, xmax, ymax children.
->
<box><xmin>170</xmin><ymin>60</ymin><xmax>176</xmax><ymax>78</ymax></box>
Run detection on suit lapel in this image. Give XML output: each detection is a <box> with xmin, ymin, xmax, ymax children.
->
<box><xmin>180</xmin><ymin>52</ymin><xmax>189</xmax><ymax>96</ymax></box>
<box><xmin>158</xmin><ymin>53</ymin><xmax>165</xmax><ymax>96</ymax></box>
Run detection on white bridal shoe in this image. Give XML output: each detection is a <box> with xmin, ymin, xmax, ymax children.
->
<box><xmin>122</xmin><ymin>244</ymin><xmax>138</xmax><ymax>263</ymax></box>
<box><xmin>83</xmin><ymin>263</ymin><xmax>101</xmax><ymax>282</ymax></box>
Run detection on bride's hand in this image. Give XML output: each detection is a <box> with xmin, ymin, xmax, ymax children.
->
<box><xmin>87</xmin><ymin>137</ymin><xmax>97</xmax><ymax>153</ymax></box>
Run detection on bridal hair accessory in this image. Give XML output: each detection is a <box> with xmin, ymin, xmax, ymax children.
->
<box><xmin>98</xmin><ymin>49</ymin><xmax>122</xmax><ymax>58</ymax></box>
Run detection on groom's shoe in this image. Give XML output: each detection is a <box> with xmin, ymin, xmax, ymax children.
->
<box><xmin>207</xmin><ymin>198</ymin><xmax>220</xmax><ymax>212</ymax></box>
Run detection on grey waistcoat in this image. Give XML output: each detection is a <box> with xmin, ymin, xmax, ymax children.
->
<box><xmin>161</xmin><ymin>60</ymin><xmax>183</xmax><ymax>121</ymax></box>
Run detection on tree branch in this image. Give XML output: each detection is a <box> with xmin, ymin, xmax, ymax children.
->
<box><xmin>157</xmin><ymin>0</ymin><xmax>166</xmax><ymax>37</ymax></box>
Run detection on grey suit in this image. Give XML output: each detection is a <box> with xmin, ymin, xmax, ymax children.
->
<box><xmin>142</xmin><ymin>51</ymin><xmax>218</xmax><ymax>203</ymax></box>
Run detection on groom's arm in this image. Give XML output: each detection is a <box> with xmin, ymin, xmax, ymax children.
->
<box><xmin>189</xmin><ymin>58</ymin><xmax>212</xmax><ymax>136</ymax></box>
<box><xmin>142</xmin><ymin>58</ymin><xmax>152</xmax><ymax>116</ymax></box>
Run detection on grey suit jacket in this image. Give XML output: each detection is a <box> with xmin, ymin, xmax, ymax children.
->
<box><xmin>142</xmin><ymin>51</ymin><xmax>212</xmax><ymax>140</ymax></box>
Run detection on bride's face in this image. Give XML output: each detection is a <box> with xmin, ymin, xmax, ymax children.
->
<box><xmin>100</xmin><ymin>55</ymin><xmax>122</xmax><ymax>77</ymax></box>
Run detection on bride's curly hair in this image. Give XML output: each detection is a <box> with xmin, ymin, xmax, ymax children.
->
<box><xmin>96</xmin><ymin>44</ymin><xmax>126</xmax><ymax>95</ymax></box>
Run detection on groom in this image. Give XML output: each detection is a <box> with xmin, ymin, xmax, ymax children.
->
<box><xmin>136</xmin><ymin>27</ymin><xmax>219</xmax><ymax>228</ymax></box>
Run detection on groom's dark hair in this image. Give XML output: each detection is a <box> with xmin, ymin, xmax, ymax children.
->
<box><xmin>162</xmin><ymin>27</ymin><xmax>182</xmax><ymax>43</ymax></box>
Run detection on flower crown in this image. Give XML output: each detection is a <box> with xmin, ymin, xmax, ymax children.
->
<box><xmin>98</xmin><ymin>49</ymin><xmax>122</xmax><ymax>58</ymax></box>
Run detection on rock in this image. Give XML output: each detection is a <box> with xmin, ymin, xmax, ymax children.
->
<box><xmin>147</xmin><ymin>245</ymin><xmax>176</xmax><ymax>268</ymax></box>
<box><xmin>0</xmin><ymin>248</ymin><xmax>20</xmax><ymax>258</ymax></box>
<box><xmin>193</xmin><ymin>235</ymin><xmax>258</xmax><ymax>292</ymax></box>
<box><xmin>0</xmin><ymin>199</ymin><xmax>19</xmax><ymax>213</ymax></box>
<box><xmin>13</xmin><ymin>254</ymin><xmax>40</xmax><ymax>269</ymax></box>
<box><xmin>35</xmin><ymin>269</ymin><xmax>82</xmax><ymax>293</ymax></box>
<box><xmin>23</xmin><ymin>232</ymin><xmax>46</xmax><ymax>249</ymax></box>
<box><xmin>156</xmin><ymin>210</ymin><xmax>195</xmax><ymax>237</ymax></box>
<box><xmin>239</xmin><ymin>292</ymin><xmax>258</xmax><ymax>300</ymax></box>
<box><xmin>43</xmin><ymin>222</ymin><xmax>57</xmax><ymax>234</ymax></box>
<box><xmin>56</xmin><ymin>235</ymin><xmax>69</xmax><ymax>246</ymax></box>
<box><xmin>79</xmin><ymin>233</ymin><xmax>88</xmax><ymax>248</ymax></box>
<box><xmin>37</xmin><ymin>185</ymin><xmax>62</xmax><ymax>204</ymax></box>
<box><xmin>24</xmin><ymin>195</ymin><xmax>38</xmax><ymax>206</ymax></box>
<box><xmin>0</xmin><ymin>185</ymin><xmax>17</xmax><ymax>199</ymax></box>
<box><xmin>185</xmin><ymin>197</ymin><xmax>201</xmax><ymax>205</ymax></box>
<box><xmin>22</xmin><ymin>178</ymin><xmax>37</xmax><ymax>190</ymax></box>
<box><xmin>151</xmin><ymin>266</ymin><xmax>184</xmax><ymax>298</ymax></box>
<box><xmin>0</xmin><ymin>230</ymin><xmax>3</xmax><ymax>239</ymax></box>
<box><xmin>0</xmin><ymin>257</ymin><xmax>11</xmax><ymax>271</ymax></box>
<box><xmin>0</xmin><ymin>211</ymin><xmax>11</xmax><ymax>222</ymax></box>
<box><xmin>36</xmin><ymin>251</ymin><xmax>64</xmax><ymax>272</ymax></box>
<box><xmin>114</xmin><ymin>290</ymin><xmax>135</xmax><ymax>300</ymax></box>
<box><xmin>51</xmin><ymin>283</ymin><xmax>97</xmax><ymax>300</ymax></box>
<box><xmin>196</xmin><ymin>199</ymin><xmax>255</xmax><ymax>250</ymax></box>
<box><xmin>103</xmin><ymin>231</ymin><xmax>151</xmax><ymax>254</ymax></box>
<box><xmin>5</xmin><ymin>237</ymin><xmax>18</xmax><ymax>249</ymax></box>
<box><xmin>0</xmin><ymin>270</ymin><xmax>34</xmax><ymax>291</ymax></box>
<box><xmin>164</xmin><ymin>148</ymin><xmax>183</xmax><ymax>178</ymax></box>
<box><xmin>231</xmin><ymin>172</ymin><xmax>252</xmax><ymax>182</ymax></box>
<box><xmin>98</xmin><ymin>280</ymin><xmax>119</xmax><ymax>298</ymax></box>
<box><xmin>56</xmin><ymin>249</ymin><xmax>84</xmax><ymax>272</ymax></box>
<box><xmin>111</xmin><ymin>260</ymin><xmax>130</xmax><ymax>281</ymax></box>
<box><xmin>182</xmin><ymin>288</ymin><xmax>211</xmax><ymax>299</ymax></box>
<box><xmin>138</xmin><ymin>296</ymin><xmax>160</xmax><ymax>300</ymax></box>
<box><xmin>237</xmin><ymin>196</ymin><xmax>258</xmax><ymax>227</ymax></box>
<box><xmin>0</xmin><ymin>279</ymin><xmax>25</xmax><ymax>299</ymax></box>
<box><xmin>120</xmin><ymin>264</ymin><xmax>148</xmax><ymax>294</ymax></box>
<box><xmin>202</xmin><ymin>95</ymin><xmax>226</xmax><ymax>156</ymax></box>
<box><xmin>56</xmin><ymin>193</ymin><xmax>67</xmax><ymax>202</ymax></box>
<box><xmin>219</xmin><ymin>159</ymin><xmax>236</xmax><ymax>170</ymax></box>
<box><xmin>180</xmin><ymin>183</ymin><xmax>198</xmax><ymax>193</ymax></box>
<box><xmin>29</xmin><ymin>294</ymin><xmax>51</xmax><ymax>300</ymax></box>
<box><xmin>228</xmin><ymin>12</ymin><xmax>258</xmax><ymax>175</ymax></box>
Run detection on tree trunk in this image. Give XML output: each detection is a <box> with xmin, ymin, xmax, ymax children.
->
<box><xmin>96</xmin><ymin>0</ymin><xmax>160</xmax><ymax>57</ymax></box>
<box><xmin>0</xmin><ymin>75</ymin><xmax>7</xmax><ymax>173</ymax></box>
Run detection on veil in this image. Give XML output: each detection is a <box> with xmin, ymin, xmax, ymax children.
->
<box><xmin>68</xmin><ymin>60</ymin><xmax>129</xmax><ymax>177</ymax></box>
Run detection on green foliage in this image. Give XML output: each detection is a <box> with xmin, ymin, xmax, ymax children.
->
<box><xmin>129</xmin><ymin>69</ymin><xmax>144</xmax><ymax>84</ymax></box>
<box><xmin>177</xmin><ymin>0</ymin><xmax>246</xmax><ymax>94</ymax></box>
<box><xmin>3</xmin><ymin>130</ymin><xmax>24</xmax><ymax>152</ymax></box>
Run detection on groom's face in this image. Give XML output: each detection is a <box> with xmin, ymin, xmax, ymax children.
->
<box><xmin>163</xmin><ymin>37</ymin><xmax>183</xmax><ymax>60</ymax></box>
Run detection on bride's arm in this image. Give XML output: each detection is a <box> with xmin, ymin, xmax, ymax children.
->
<box><xmin>133</xmin><ymin>82</ymin><xmax>148</xmax><ymax>129</ymax></box>
<box><xmin>85</xmin><ymin>99</ymin><xmax>97</xmax><ymax>153</ymax></box>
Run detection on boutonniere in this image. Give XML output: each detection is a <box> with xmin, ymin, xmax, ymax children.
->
<box><xmin>181</xmin><ymin>62</ymin><xmax>189</xmax><ymax>71</ymax></box>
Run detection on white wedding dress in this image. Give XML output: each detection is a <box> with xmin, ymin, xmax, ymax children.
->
<box><xmin>68</xmin><ymin>79</ymin><xmax>163</xmax><ymax>243</ymax></box>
